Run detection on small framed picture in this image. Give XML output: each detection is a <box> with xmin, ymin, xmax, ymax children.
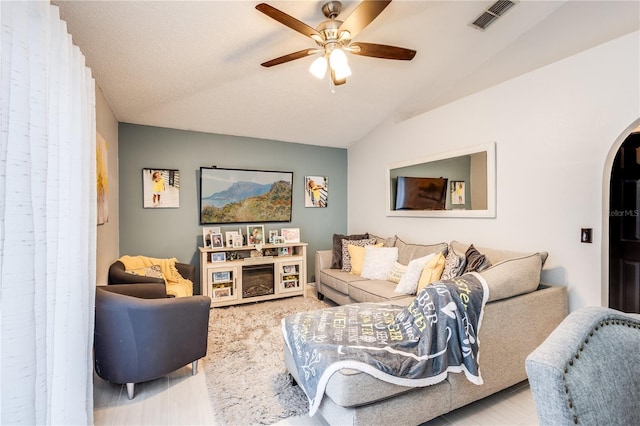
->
<box><xmin>268</xmin><ymin>230</ymin><xmax>279</xmax><ymax>244</ymax></box>
<box><xmin>233</xmin><ymin>234</ymin><xmax>243</xmax><ymax>248</ymax></box>
<box><xmin>203</xmin><ymin>227</ymin><xmax>221</xmax><ymax>248</ymax></box>
<box><xmin>283</xmin><ymin>264</ymin><xmax>297</xmax><ymax>274</ymax></box>
<box><xmin>213</xmin><ymin>271</ymin><xmax>231</xmax><ymax>282</ymax></box>
<box><xmin>143</xmin><ymin>168</ymin><xmax>180</xmax><ymax>208</ymax></box>
<box><xmin>305</xmin><ymin>176</ymin><xmax>328</xmax><ymax>208</ymax></box>
<box><xmin>247</xmin><ymin>225</ymin><xmax>265</xmax><ymax>246</ymax></box>
<box><xmin>211</xmin><ymin>252</ymin><xmax>226</xmax><ymax>262</ymax></box>
<box><xmin>451</xmin><ymin>181</ymin><xmax>465</xmax><ymax>205</ymax></box>
<box><xmin>283</xmin><ymin>280</ymin><xmax>298</xmax><ymax>289</ymax></box>
<box><xmin>281</xmin><ymin>228</ymin><xmax>300</xmax><ymax>243</ymax></box>
<box><xmin>225</xmin><ymin>231</ymin><xmax>238</xmax><ymax>248</ymax></box>
<box><xmin>211</xmin><ymin>233</ymin><xmax>224</xmax><ymax>248</ymax></box>
<box><xmin>273</xmin><ymin>236</ymin><xmax>286</xmax><ymax>245</ymax></box>
<box><xmin>213</xmin><ymin>287</ymin><xmax>231</xmax><ymax>298</ymax></box>
<box><xmin>278</xmin><ymin>247</ymin><xmax>291</xmax><ymax>256</ymax></box>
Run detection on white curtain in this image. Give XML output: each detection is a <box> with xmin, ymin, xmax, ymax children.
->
<box><xmin>0</xmin><ymin>2</ymin><xmax>96</xmax><ymax>424</ymax></box>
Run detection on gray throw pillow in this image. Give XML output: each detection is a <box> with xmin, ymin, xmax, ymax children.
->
<box><xmin>464</xmin><ymin>244</ymin><xmax>492</xmax><ymax>272</ymax></box>
<box><xmin>331</xmin><ymin>233</ymin><xmax>368</xmax><ymax>269</ymax></box>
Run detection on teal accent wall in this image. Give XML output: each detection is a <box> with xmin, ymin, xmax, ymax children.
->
<box><xmin>118</xmin><ymin>123</ymin><xmax>347</xmax><ymax>294</ymax></box>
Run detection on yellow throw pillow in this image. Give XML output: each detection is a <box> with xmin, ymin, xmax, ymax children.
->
<box><xmin>387</xmin><ymin>261</ymin><xmax>408</xmax><ymax>283</ymax></box>
<box><xmin>348</xmin><ymin>243</ymin><xmax>383</xmax><ymax>275</ymax></box>
<box><xmin>416</xmin><ymin>253</ymin><xmax>446</xmax><ymax>293</ymax></box>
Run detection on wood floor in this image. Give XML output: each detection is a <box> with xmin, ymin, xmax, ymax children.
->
<box><xmin>94</xmin><ymin>368</ymin><xmax>538</xmax><ymax>426</ymax></box>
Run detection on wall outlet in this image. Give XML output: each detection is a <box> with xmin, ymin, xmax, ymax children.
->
<box><xmin>581</xmin><ymin>228</ymin><xmax>592</xmax><ymax>243</ymax></box>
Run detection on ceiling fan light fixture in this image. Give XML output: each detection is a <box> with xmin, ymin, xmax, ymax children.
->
<box><xmin>333</xmin><ymin>63</ymin><xmax>351</xmax><ymax>80</ymax></box>
<box><xmin>329</xmin><ymin>48</ymin><xmax>348</xmax><ymax>68</ymax></box>
<box><xmin>309</xmin><ymin>56</ymin><xmax>328</xmax><ymax>79</ymax></box>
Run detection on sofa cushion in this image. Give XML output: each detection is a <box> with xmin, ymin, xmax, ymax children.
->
<box><xmin>394</xmin><ymin>238</ymin><xmax>447</xmax><ymax>265</ymax></box>
<box><xmin>349</xmin><ymin>279</ymin><xmax>415</xmax><ymax>305</ymax></box>
<box><xmin>416</xmin><ymin>253</ymin><xmax>446</xmax><ymax>293</ymax></box>
<box><xmin>360</xmin><ymin>246</ymin><xmax>399</xmax><ymax>280</ymax></box>
<box><xmin>342</xmin><ymin>238</ymin><xmax>377</xmax><ymax>272</ymax></box>
<box><xmin>331</xmin><ymin>233</ymin><xmax>369</xmax><ymax>269</ymax></box>
<box><xmin>450</xmin><ymin>241</ymin><xmax>548</xmax><ymax>302</ymax></box>
<box><xmin>395</xmin><ymin>254</ymin><xmax>436</xmax><ymax>295</ymax></box>
<box><xmin>464</xmin><ymin>244</ymin><xmax>492</xmax><ymax>272</ymax></box>
<box><xmin>441</xmin><ymin>245</ymin><xmax>466</xmax><ymax>280</ymax></box>
<box><xmin>348</xmin><ymin>243</ymin><xmax>383</xmax><ymax>275</ymax></box>
<box><xmin>320</xmin><ymin>268</ymin><xmax>367</xmax><ymax>295</ymax></box>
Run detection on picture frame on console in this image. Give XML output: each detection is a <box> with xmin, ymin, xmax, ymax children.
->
<box><xmin>225</xmin><ymin>231</ymin><xmax>238</xmax><ymax>248</ymax></box>
<box><xmin>211</xmin><ymin>252</ymin><xmax>226</xmax><ymax>262</ymax></box>
<box><xmin>213</xmin><ymin>287</ymin><xmax>230</xmax><ymax>298</ymax></box>
<box><xmin>213</xmin><ymin>271</ymin><xmax>231</xmax><ymax>283</ymax></box>
<box><xmin>247</xmin><ymin>225</ymin><xmax>265</xmax><ymax>246</ymax></box>
<box><xmin>281</xmin><ymin>228</ymin><xmax>300</xmax><ymax>243</ymax></box>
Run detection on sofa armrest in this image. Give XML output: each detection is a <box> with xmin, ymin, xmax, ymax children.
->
<box><xmin>315</xmin><ymin>250</ymin><xmax>333</xmax><ymax>295</ymax></box>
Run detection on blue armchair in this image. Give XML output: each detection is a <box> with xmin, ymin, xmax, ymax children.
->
<box><xmin>525</xmin><ymin>306</ymin><xmax>640</xmax><ymax>425</ymax></box>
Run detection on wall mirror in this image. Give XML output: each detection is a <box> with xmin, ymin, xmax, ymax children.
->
<box><xmin>386</xmin><ymin>142</ymin><xmax>496</xmax><ymax>218</ymax></box>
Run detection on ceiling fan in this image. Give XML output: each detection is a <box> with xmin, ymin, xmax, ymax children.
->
<box><xmin>256</xmin><ymin>0</ymin><xmax>416</xmax><ymax>87</ymax></box>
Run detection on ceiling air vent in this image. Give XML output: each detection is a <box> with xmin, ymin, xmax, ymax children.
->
<box><xmin>470</xmin><ymin>0</ymin><xmax>517</xmax><ymax>31</ymax></box>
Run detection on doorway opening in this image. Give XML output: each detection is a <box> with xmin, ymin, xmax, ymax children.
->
<box><xmin>609</xmin><ymin>130</ymin><xmax>640</xmax><ymax>313</ymax></box>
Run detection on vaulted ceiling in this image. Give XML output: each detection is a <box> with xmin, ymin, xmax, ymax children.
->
<box><xmin>54</xmin><ymin>1</ymin><xmax>639</xmax><ymax>148</ymax></box>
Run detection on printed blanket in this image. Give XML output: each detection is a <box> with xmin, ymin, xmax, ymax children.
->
<box><xmin>282</xmin><ymin>272</ymin><xmax>489</xmax><ymax>416</ymax></box>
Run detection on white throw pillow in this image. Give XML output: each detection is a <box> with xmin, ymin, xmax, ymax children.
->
<box><xmin>360</xmin><ymin>246</ymin><xmax>399</xmax><ymax>280</ymax></box>
<box><xmin>394</xmin><ymin>253</ymin><xmax>436</xmax><ymax>295</ymax></box>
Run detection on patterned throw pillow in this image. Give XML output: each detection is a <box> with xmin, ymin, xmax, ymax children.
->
<box><xmin>387</xmin><ymin>262</ymin><xmax>407</xmax><ymax>283</ymax></box>
<box><xmin>441</xmin><ymin>246</ymin><xmax>466</xmax><ymax>280</ymax></box>
<box><xmin>464</xmin><ymin>244</ymin><xmax>492</xmax><ymax>272</ymax></box>
<box><xmin>394</xmin><ymin>253</ymin><xmax>436</xmax><ymax>295</ymax></box>
<box><xmin>360</xmin><ymin>246</ymin><xmax>399</xmax><ymax>280</ymax></box>
<box><xmin>125</xmin><ymin>264</ymin><xmax>164</xmax><ymax>279</ymax></box>
<box><xmin>341</xmin><ymin>238</ymin><xmax>377</xmax><ymax>272</ymax></box>
<box><xmin>331</xmin><ymin>233</ymin><xmax>369</xmax><ymax>269</ymax></box>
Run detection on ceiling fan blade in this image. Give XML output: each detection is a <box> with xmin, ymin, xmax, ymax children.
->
<box><xmin>350</xmin><ymin>42</ymin><xmax>416</xmax><ymax>60</ymax></box>
<box><xmin>256</xmin><ymin>3</ymin><xmax>322</xmax><ymax>40</ymax></box>
<box><xmin>338</xmin><ymin>0</ymin><xmax>392</xmax><ymax>40</ymax></box>
<box><xmin>261</xmin><ymin>48</ymin><xmax>317</xmax><ymax>67</ymax></box>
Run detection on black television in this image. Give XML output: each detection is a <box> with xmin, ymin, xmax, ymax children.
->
<box><xmin>199</xmin><ymin>167</ymin><xmax>293</xmax><ymax>224</ymax></box>
<box><xmin>395</xmin><ymin>176</ymin><xmax>448</xmax><ymax>210</ymax></box>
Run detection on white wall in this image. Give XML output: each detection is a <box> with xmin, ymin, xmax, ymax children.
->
<box><xmin>348</xmin><ymin>31</ymin><xmax>640</xmax><ymax>312</ymax></box>
<box><xmin>95</xmin><ymin>86</ymin><xmax>119</xmax><ymax>285</ymax></box>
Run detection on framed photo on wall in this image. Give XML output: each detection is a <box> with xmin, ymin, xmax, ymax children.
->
<box><xmin>305</xmin><ymin>176</ymin><xmax>328</xmax><ymax>208</ymax></box>
<box><xmin>451</xmin><ymin>181</ymin><xmax>465</xmax><ymax>205</ymax></box>
<box><xmin>143</xmin><ymin>168</ymin><xmax>180</xmax><ymax>208</ymax></box>
<box><xmin>199</xmin><ymin>167</ymin><xmax>293</xmax><ymax>224</ymax></box>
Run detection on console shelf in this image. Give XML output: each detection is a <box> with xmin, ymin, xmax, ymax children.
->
<box><xmin>199</xmin><ymin>243</ymin><xmax>307</xmax><ymax>308</ymax></box>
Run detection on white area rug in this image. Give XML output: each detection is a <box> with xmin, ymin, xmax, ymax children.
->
<box><xmin>203</xmin><ymin>296</ymin><xmax>330</xmax><ymax>425</ymax></box>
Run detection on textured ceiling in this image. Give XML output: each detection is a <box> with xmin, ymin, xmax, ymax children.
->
<box><xmin>53</xmin><ymin>1</ymin><xmax>640</xmax><ymax>148</ymax></box>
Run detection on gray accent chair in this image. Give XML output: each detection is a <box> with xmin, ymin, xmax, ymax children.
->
<box><xmin>94</xmin><ymin>284</ymin><xmax>211</xmax><ymax>399</ymax></box>
<box><xmin>107</xmin><ymin>259</ymin><xmax>195</xmax><ymax>285</ymax></box>
<box><xmin>525</xmin><ymin>306</ymin><xmax>640</xmax><ymax>425</ymax></box>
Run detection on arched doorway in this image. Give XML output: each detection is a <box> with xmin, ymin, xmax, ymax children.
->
<box><xmin>609</xmin><ymin>130</ymin><xmax>640</xmax><ymax>313</ymax></box>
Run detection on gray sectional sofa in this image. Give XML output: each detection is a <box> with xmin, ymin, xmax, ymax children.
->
<box><xmin>285</xmin><ymin>236</ymin><xmax>568</xmax><ymax>425</ymax></box>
